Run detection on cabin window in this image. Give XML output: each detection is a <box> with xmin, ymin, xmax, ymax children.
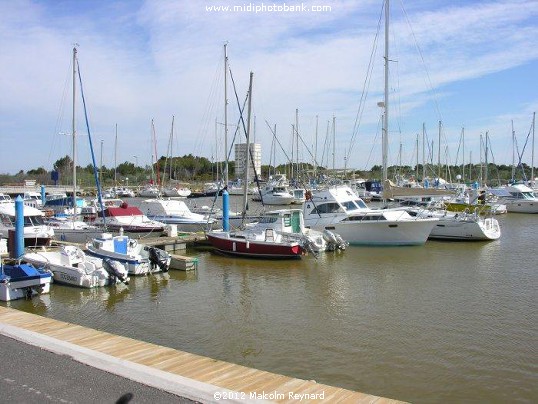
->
<box><xmin>1</xmin><ymin>214</ymin><xmax>13</xmax><ymax>226</ymax></box>
<box><xmin>283</xmin><ymin>214</ymin><xmax>291</xmax><ymax>227</ymax></box>
<box><xmin>258</xmin><ymin>216</ymin><xmax>278</xmax><ymax>224</ymax></box>
<box><xmin>312</xmin><ymin>202</ymin><xmax>341</xmax><ymax>214</ymax></box>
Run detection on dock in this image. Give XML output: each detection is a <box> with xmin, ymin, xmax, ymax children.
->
<box><xmin>0</xmin><ymin>306</ymin><xmax>404</xmax><ymax>403</ymax></box>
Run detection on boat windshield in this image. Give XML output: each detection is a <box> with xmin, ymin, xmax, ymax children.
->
<box><xmin>258</xmin><ymin>216</ymin><xmax>278</xmax><ymax>224</ymax></box>
<box><xmin>24</xmin><ymin>215</ymin><xmax>46</xmax><ymax>226</ymax></box>
<box><xmin>341</xmin><ymin>199</ymin><xmax>368</xmax><ymax>211</ymax></box>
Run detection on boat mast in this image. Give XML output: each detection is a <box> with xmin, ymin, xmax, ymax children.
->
<box><xmin>114</xmin><ymin>123</ymin><xmax>118</xmax><ymax>185</ymax></box>
<box><xmin>437</xmin><ymin>120</ymin><xmax>441</xmax><ymax>181</ymax></box>
<box><xmin>422</xmin><ymin>122</ymin><xmax>426</xmax><ymax>184</ymax></box>
<box><xmin>511</xmin><ymin>120</ymin><xmax>515</xmax><ymax>182</ymax></box>
<box><xmin>72</xmin><ymin>46</ymin><xmax>77</xmax><ymax>209</ymax></box>
<box><xmin>224</xmin><ymin>43</ymin><xmax>229</xmax><ymax>187</ymax></box>
<box><xmin>531</xmin><ymin>112</ymin><xmax>536</xmax><ymax>188</ymax></box>
<box><xmin>461</xmin><ymin>127</ymin><xmax>465</xmax><ymax>183</ymax></box>
<box><xmin>382</xmin><ymin>0</ymin><xmax>389</xmax><ymax>183</ymax></box>
<box><xmin>242</xmin><ymin>72</ymin><xmax>254</xmax><ymax>220</ymax></box>
<box><xmin>485</xmin><ymin>131</ymin><xmax>489</xmax><ymax>186</ymax></box>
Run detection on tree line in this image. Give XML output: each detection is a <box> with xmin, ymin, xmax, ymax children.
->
<box><xmin>1</xmin><ymin>154</ymin><xmax>535</xmax><ymax>188</ymax></box>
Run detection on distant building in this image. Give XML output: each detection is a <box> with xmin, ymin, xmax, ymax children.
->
<box><xmin>234</xmin><ymin>143</ymin><xmax>261</xmax><ymax>182</ymax></box>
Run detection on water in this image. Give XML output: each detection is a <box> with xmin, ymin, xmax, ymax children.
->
<box><xmin>3</xmin><ymin>201</ymin><xmax>537</xmax><ymax>403</ymax></box>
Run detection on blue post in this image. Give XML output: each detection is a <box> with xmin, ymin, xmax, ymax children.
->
<box><xmin>15</xmin><ymin>196</ymin><xmax>24</xmax><ymax>259</ymax></box>
<box><xmin>222</xmin><ymin>189</ymin><xmax>230</xmax><ymax>232</ymax></box>
<box><xmin>40</xmin><ymin>185</ymin><xmax>46</xmax><ymax>205</ymax></box>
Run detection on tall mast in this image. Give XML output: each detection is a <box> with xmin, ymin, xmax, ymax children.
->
<box><xmin>422</xmin><ymin>122</ymin><xmax>426</xmax><ymax>183</ymax></box>
<box><xmin>114</xmin><ymin>123</ymin><xmax>118</xmax><ymax>185</ymax></box>
<box><xmin>242</xmin><ymin>72</ymin><xmax>254</xmax><ymax>219</ymax></box>
<box><xmin>511</xmin><ymin>120</ymin><xmax>515</xmax><ymax>182</ymax></box>
<box><xmin>72</xmin><ymin>46</ymin><xmax>77</xmax><ymax>208</ymax></box>
<box><xmin>461</xmin><ymin>128</ymin><xmax>465</xmax><ymax>182</ymax></box>
<box><xmin>295</xmin><ymin>108</ymin><xmax>299</xmax><ymax>182</ymax></box>
<box><xmin>314</xmin><ymin>115</ymin><xmax>319</xmax><ymax>178</ymax></box>
<box><xmin>415</xmin><ymin>134</ymin><xmax>419</xmax><ymax>180</ymax></box>
<box><xmin>382</xmin><ymin>0</ymin><xmax>389</xmax><ymax>183</ymax></box>
<box><xmin>485</xmin><ymin>131</ymin><xmax>489</xmax><ymax>186</ymax></box>
<box><xmin>531</xmin><ymin>112</ymin><xmax>536</xmax><ymax>188</ymax></box>
<box><xmin>437</xmin><ymin>120</ymin><xmax>441</xmax><ymax>180</ymax></box>
<box><xmin>333</xmin><ymin>115</ymin><xmax>336</xmax><ymax>175</ymax></box>
<box><xmin>223</xmin><ymin>43</ymin><xmax>229</xmax><ymax>186</ymax></box>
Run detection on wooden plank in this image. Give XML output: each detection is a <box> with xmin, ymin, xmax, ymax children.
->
<box><xmin>0</xmin><ymin>307</ymin><xmax>405</xmax><ymax>403</ymax></box>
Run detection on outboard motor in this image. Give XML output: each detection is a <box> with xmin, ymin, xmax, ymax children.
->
<box><xmin>148</xmin><ymin>247</ymin><xmax>170</xmax><ymax>272</ymax></box>
<box><xmin>102</xmin><ymin>258</ymin><xmax>129</xmax><ymax>285</ymax></box>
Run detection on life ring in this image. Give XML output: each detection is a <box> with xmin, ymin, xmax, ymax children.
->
<box><xmin>305</xmin><ymin>190</ymin><xmax>313</xmax><ymax>200</ymax></box>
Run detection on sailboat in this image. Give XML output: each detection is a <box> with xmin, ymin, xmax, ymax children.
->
<box><xmin>45</xmin><ymin>47</ymin><xmax>103</xmax><ymax>243</ymax></box>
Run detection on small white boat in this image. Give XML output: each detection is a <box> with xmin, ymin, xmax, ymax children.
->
<box><xmin>46</xmin><ymin>216</ymin><xmax>103</xmax><ymax>243</ymax></box>
<box><xmin>0</xmin><ymin>260</ymin><xmax>52</xmax><ymax>301</ymax></box>
<box><xmin>92</xmin><ymin>202</ymin><xmax>165</xmax><ymax>233</ymax></box>
<box><xmin>86</xmin><ymin>233</ymin><xmax>171</xmax><ymax>276</ymax></box>
<box><xmin>0</xmin><ymin>202</ymin><xmax>54</xmax><ymax>247</ymax></box>
<box><xmin>408</xmin><ymin>208</ymin><xmax>501</xmax><ymax>241</ymax></box>
<box><xmin>140</xmin><ymin>199</ymin><xmax>215</xmax><ymax>232</ymax></box>
<box><xmin>162</xmin><ymin>186</ymin><xmax>192</xmax><ymax>198</ymax></box>
<box><xmin>138</xmin><ymin>185</ymin><xmax>161</xmax><ymax>198</ymax></box>
<box><xmin>23</xmin><ymin>245</ymin><xmax>129</xmax><ymax>288</ymax></box>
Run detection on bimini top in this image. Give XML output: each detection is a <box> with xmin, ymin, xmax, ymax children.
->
<box><xmin>104</xmin><ymin>202</ymin><xmax>143</xmax><ymax>217</ymax></box>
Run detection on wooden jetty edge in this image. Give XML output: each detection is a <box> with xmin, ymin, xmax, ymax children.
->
<box><xmin>0</xmin><ymin>307</ymin><xmax>405</xmax><ymax>403</ymax></box>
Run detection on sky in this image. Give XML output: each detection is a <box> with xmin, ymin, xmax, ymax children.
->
<box><xmin>1</xmin><ymin>0</ymin><xmax>537</xmax><ymax>177</ymax></box>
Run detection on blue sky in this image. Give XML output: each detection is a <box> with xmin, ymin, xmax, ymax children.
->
<box><xmin>1</xmin><ymin>0</ymin><xmax>537</xmax><ymax>176</ymax></box>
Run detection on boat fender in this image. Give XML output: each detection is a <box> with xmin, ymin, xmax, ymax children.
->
<box><xmin>305</xmin><ymin>190</ymin><xmax>313</xmax><ymax>200</ymax></box>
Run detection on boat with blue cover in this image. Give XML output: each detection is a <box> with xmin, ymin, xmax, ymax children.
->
<box><xmin>0</xmin><ymin>260</ymin><xmax>52</xmax><ymax>301</ymax></box>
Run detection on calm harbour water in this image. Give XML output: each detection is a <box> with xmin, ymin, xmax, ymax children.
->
<box><xmin>3</xmin><ymin>198</ymin><xmax>537</xmax><ymax>403</ymax></box>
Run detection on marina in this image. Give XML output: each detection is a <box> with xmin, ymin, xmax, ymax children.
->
<box><xmin>1</xmin><ymin>202</ymin><xmax>536</xmax><ymax>403</ymax></box>
<box><xmin>1</xmin><ymin>1</ymin><xmax>537</xmax><ymax>402</ymax></box>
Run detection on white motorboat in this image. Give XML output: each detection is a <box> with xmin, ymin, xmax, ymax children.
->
<box><xmin>138</xmin><ymin>185</ymin><xmax>161</xmax><ymax>198</ymax></box>
<box><xmin>86</xmin><ymin>232</ymin><xmax>171</xmax><ymax>276</ymax></box>
<box><xmin>46</xmin><ymin>216</ymin><xmax>103</xmax><ymax>243</ymax></box>
<box><xmin>23</xmin><ymin>245</ymin><xmax>129</xmax><ymax>288</ymax></box>
<box><xmin>162</xmin><ymin>186</ymin><xmax>192</xmax><ymax>198</ymax></box>
<box><xmin>407</xmin><ymin>208</ymin><xmax>501</xmax><ymax>241</ymax></box>
<box><xmin>92</xmin><ymin>201</ymin><xmax>165</xmax><ymax>233</ymax></box>
<box><xmin>490</xmin><ymin>183</ymin><xmax>538</xmax><ymax>213</ymax></box>
<box><xmin>0</xmin><ymin>202</ymin><xmax>54</xmax><ymax>247</ymax></box>
<box><xmin>302</xmin><ymin>185</ymin><xmax>438</xmax><ymax>246</ymax></box>
<box><xmin>140</xmin><ymin>199</ymin><xmax>215</xmax><ymax>232</ymax></box>
<box><xmin>0</xmin><ymin>260</ymin><xmax>52</xmax><ymax>301</ymax></box>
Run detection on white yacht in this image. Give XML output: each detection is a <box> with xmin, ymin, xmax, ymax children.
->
<box><xmin>0</xmin><ymin>202</ymin><xmax>54</xmax><ymax>247</ymax></box>
<box><xmin>302</xmin><ymin>185</ymin><xmax>438</xmax><ymax>246</ymax></box>
<box><xmin>140</xmin><ymin>198</ymin><xmax>215</xmax><ymax>232</ymax></box>
<box><xmin>490</xmin><ymin>183</ymin><xmax>538</xmax><ymax>213</ymax></box>
<box><xmin>407</xmin><ymin>208</ymin><xmax>501</xmax><ymax>241</ymax></box>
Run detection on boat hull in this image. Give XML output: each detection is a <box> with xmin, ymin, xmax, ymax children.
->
<box><xmin>306</xmin><ymin>219</ymin><xmax>437</xmax><ymax>246</ymax></box>
<box><xmin>206</xmin><ymin>232</ymin><xmax>303</xmax><ymax>259</ymax></box>
<box><xmin>429</xmin><ymin>218</ymin><xmax>501</xmax><ymax>240</ymax></box>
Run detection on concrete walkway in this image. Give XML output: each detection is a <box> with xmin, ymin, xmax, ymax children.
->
<box><xmin>0</xmin><ymin>306</ymin><xmax>405</xmax><ymax>403</ymax></box>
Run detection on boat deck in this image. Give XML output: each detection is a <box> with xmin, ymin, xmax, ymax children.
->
<box><xmin>0</xmin><ymin>306</ymin><xmax>404</xmax><ymax>403</ymax></box>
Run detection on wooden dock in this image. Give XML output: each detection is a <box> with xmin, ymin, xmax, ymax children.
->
<box><xmin>0</xmin><ymin>306</ymin><xmax>404</xmax><ymax>403</ymax></box>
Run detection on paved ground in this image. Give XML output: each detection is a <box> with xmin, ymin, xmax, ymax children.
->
<box><xmin>0</xmin><ymin>334</ymin><xmax>198</xmax><ymax>404</ymax></box>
